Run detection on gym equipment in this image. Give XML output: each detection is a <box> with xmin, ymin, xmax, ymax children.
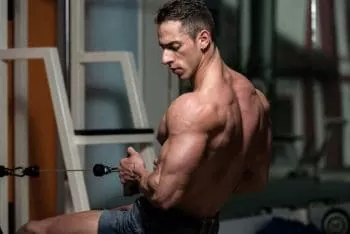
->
<box><xmin>0</xmin><ymin>164</ymin><xmax>121</xmax><ymax>178</ymax></box>
<box><xmin>0</xmin><ymin>47</ymin><xmax>156</xmax><ymax>233</ymax></box>
<box><xmin>321</xmin><ymin>208</ymin><xmax>350</xmax><ymax>234</ymax></box>
<box><xmin>0</xmin><ymin>1</ymin><xmax>8</xmax><ymax>233</ymax></box>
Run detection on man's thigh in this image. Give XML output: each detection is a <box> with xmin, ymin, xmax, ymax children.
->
<box><xmin>16</xmin><ymin>210</ymin><xmax>102</xmax><ymax>234</ymax></box>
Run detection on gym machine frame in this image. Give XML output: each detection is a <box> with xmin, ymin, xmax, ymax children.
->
<box><xmin>0</xmin><ymin>47</ymin><xmax>157</xmax><ymax>234</ymax></box>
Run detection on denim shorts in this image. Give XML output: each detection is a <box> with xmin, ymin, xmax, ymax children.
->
<box><xmin>98</xmin><ymin>196</ymin><xmax>219</xmax><ymax>234</ymax></box>
<box><xmin>98</xmin><ymin>204</ymin><xmax>143</xmax><ymax>234</ymax></box>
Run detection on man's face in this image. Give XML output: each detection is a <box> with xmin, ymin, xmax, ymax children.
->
<box><xmin>157</xmin><ymin>21</ymin><xmax>203</xmax><ymax>79</ymax></box>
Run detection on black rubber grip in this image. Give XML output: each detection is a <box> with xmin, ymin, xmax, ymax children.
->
<box><xmin>93</xmin><ymin>164</ymin><xmax>110</xmax><ymax>177</ymax></box>
<box><xmin>0</xmin><ymin>166</ymin><xmax>8</xmax><ymax>177</ymax></box>
<box><xmin>23</xmin><ymin>165</ymin><xmax>40</xmax><ymax>177</ymax></box>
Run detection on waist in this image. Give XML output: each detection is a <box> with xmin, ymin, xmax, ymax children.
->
<box><xmin>135</xmin><ymin>196</ymin><xmax>219</xmax><ymax>227</ymax></box>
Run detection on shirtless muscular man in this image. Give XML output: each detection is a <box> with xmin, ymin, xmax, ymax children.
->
<box><xmin>17</xmin><ymin>0</ymin><xmax>271</xmax><ymax>233</ymax></box>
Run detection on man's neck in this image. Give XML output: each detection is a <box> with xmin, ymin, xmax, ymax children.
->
<box><xmin>191</xmin><ymin>45</ymin><xmax>221</xmax><ymax>89</ymax></box>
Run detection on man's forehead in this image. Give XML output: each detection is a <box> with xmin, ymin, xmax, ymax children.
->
<box><xmin>157</xmin><ymin>21</ymin><xmax>189</xmax><ymax>44</ymax></box>
<box><xmin>158</xmin><ymin>21</ymin><xmax>185</xmax><ymax>37</ymax></box>
<box><xmin>158</xmin><ymin>20</ymin><xmax>183</xmax><ymax>32</ymax></box>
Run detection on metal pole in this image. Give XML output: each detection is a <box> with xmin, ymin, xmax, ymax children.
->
<box><xmin>56</xmin><ymin>0</ymin><xmax>70</xmax><ymax>215</ymax></box>
<box><xmin>247</xmin><ymin>0</ymin><xmax>276</xmax><ymax>123</ymax></box>
<box><xmin>14</xmin><ymin>0</ymin><xmax>29</xmax><ymax>229</ymax></box>
<box><xmin>0</xmin><ymin>1</ymin><xmax>9</xmax><ymax>233</ymax></box>
<box><xmin>256</xmin><ymin>0</ymin><xmax>276</xmax><ymax>104</ymax></box>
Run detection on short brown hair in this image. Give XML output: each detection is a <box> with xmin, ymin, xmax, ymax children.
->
<box><xmin>155</xmin><ymin>0</ymin><xmax>215</xmax><ymax>40</ymax></box>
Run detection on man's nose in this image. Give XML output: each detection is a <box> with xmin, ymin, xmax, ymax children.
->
<box><xmin>161</xmin><ymin>50</ymin><xmax>173</xmax><ymax>65</ymax></box>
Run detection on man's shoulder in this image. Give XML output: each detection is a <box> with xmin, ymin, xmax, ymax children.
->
<box><xmin>166</xmin><ymin>93</ymin><xmax>222</xmax><ymax>133</ymax></box>
<box><xmin>255</xmin><ymin>89</ymin><xmax>270</xmax><ymax>113</ymax></box>
<box><xmin>230</xmin><ymin>70</ymin><xmax>270</xmax><ymax>113</ymax></box>
<box><xmin>168</xmin><ymin>92</ymin><xmax>201</xmax><ymax>111</ymax></box>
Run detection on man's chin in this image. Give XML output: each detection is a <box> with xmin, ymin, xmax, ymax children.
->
<box><xmin>170</xmin><ymin>70</ymin><xmax>183</xmax><ymax>78</ymax></box>
<box><xmin>171</xmin><ymin>70</ymin><xmax>190</xmax><ymax>80</ymax></box>
<box><xmin>177</xmin><ymin>73</ymin><xmax>190</xmax><ymax>80</ymax></box>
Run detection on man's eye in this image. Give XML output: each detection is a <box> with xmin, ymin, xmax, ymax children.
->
<box><xmin>170</xmin><ymin>45</ymin><xmax>180</xmax><ymax>51</ymax></box>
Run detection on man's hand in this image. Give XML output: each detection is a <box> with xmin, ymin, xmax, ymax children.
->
<box><xmin>153</xmin><ymin>158</ymin><xmax>160</xmax><ymax>170</ymax></box>
<box><xmin>119</xmin><ymin>147</ymin><xmax>146</xmax><ymax>184</ymax></box>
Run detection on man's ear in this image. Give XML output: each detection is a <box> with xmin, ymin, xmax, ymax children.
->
<box><xmin>197</xmin><ymin>30</ymin><xmax>211</xmax><ymax>51</ymax></box>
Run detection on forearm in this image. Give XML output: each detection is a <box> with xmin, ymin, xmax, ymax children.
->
<box><xmin>137</xmin><ymin>169</ymin><xmax>159</xmax><ymax>197</ymax></box>
<box><xmin>137</xmin><ymin>170</ymin><xmax>179</xmax><ymax>209</ymax></box>
<box><xmin>137</xmin><ymin>170</ymin><xmax>187</xmax><ymax>209</ymax></box>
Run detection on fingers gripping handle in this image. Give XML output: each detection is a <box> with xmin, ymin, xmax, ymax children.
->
<box><xmin>93</xmin><ymin>162</ymin><xmax>139</xmax><ymax>196</ymax></box>
<box><xmin>123</xmin><ymin>149</ymin><xmax>140</xmax><ymax>196</ymax></box>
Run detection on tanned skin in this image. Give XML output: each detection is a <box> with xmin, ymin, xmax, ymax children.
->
<box><xmin>16</xmin><ymin>17</ymin><xmax>271</xmax><ymax>234</ymax></box>
<box><xmin>121</xmin><ymin>20</ymin><xmax>271</xmax><ymax>217</ymax></box>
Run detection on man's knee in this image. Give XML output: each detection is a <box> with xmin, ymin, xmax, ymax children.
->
<box><xmin>17</xmin><ymin>221</ymin><xmax>47</xmax><ymax>234</ymax></box>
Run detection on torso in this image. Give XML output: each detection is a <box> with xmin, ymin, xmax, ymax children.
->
<box><xmin>156</xmin><ymin>66</ymin><xmax>271</xmax><ymax>218</ymax></box>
